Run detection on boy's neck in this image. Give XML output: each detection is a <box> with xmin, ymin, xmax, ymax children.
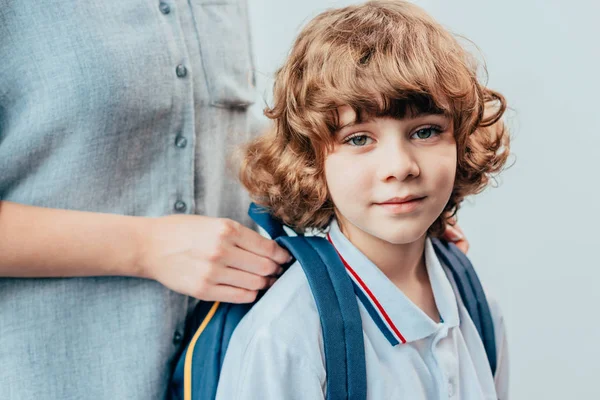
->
<box><xmin>338</xmin><ymin>223</ymin><xmax>428</xmax><ymax>288</ymax></box>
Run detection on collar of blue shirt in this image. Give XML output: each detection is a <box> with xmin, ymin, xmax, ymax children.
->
<box><xmin>327</xmin><ymin>219</ymin><xmax>460</xmax><ymax>346</ymax></box>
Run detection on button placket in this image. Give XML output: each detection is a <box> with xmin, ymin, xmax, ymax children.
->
<box><xmin>165</xmin><ymin>11</ymin><xmax>194</xmax><ymax>217</ymax></box>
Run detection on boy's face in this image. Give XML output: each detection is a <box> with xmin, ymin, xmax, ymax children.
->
<box><xmin>325</xmin><ymin>105</ymin><xmax>456</xmax><ymax>245</ymax></box>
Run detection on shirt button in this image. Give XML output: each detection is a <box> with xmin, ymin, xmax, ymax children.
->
<box><xmin>447</xmin><ymin>378</ymin><xmax>456</xmax><ymax>397</ymax></box>
<box><xmin>159</xmin><ymin>2</ymin><xmax>171</xmax><ymax>14</ymax></box>
<box><xmin>176</xmin><ymin>64</ymin><xmax>187</xmax><ymax>78</ymax></box>
<box><xmin>175</xmin><ymin>135</ymin><xmax>188</xmax><ymax>148</ymax></box>
<box><xmin>173</xmin><ymin>330</ymin><xmax>183</xmax><ymax>345</ymax></box>
<box><xmin>174</xmin><ymin>200</ymin><xmax>187</xmax><ymax>213</ymax></box>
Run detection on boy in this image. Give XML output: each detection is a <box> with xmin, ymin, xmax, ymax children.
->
<box><xmin>217</xmin><ymin>1</ymin><xmax>510</xmax><ymax>398</ymax></box>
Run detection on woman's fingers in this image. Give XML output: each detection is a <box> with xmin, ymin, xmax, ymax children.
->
<box><xmin>230</xmin><ymin>221</ymin><xmax>292</xmax><ymax>265</ymax></box>
<box><xmin>203</xmin><ymin>284</ymin><xmax>260</xmax><ymax>304</ymax></box>
<box><xmin>213</xmin><ymin>263</ymin><xmax>278</xmax><ymax>291</ymax></box>
<box><xmin>220</xmin><ymin>244</ymin><xmax>284</xmax><ymax>277</ymax></box>
<box><xmin>443</xmin><ymin>224</ymin><xmax>469</xmax><ymax>254</ymax></box>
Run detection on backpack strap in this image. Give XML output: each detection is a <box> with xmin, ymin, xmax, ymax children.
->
<box><xmin>249</xmin><ymin>204</ymin><xmax>367</xmax><ymax>400</ymax></box>
<box><xmin>249</xmin><ymin>203</ymin><xmax>288</xmax><ymax>239</ymax></box>
<box><xmin>431</xmin><ymin>238</ymin><xmax>498</xmax><ymax>376</ymax></box>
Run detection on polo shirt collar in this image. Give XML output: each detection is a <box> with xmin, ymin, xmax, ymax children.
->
<box><xmin>327</xmin><ymin>219</ymin><xmax>460</xmax><ymax>346</ymax></box>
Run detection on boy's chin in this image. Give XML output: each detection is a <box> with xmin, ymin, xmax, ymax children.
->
<box><xmin>337</xmin><ymin>213</ymin><xmax>432</xmax><ymax>246</ymax></box>
<box><xmin>369</xmin><ymin>224</ymin><xmax>430</xmax><ymax>246</ymax></box>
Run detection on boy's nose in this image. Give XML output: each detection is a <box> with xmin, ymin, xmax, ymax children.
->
<box><xmin>377</xmin><ymin>144</ymin><xmax>420</xmax><ymax>182</ymax></box>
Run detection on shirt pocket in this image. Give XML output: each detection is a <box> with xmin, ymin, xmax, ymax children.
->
<box><xmin>192</xmin><ymin>0</ymin><xmax>256</xmax><ymax>108</ymax></box>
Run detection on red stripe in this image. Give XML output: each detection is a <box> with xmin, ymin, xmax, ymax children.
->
<box><xmin>327</xmin><ymin>233</ymin><xmax>407</xmax><ymax>344</ymax></box>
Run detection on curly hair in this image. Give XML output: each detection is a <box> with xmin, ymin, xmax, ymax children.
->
<box><xmin>240</xmin><ymin>0</ymin><xmax>510</xmax><ymax>236</ymax></box>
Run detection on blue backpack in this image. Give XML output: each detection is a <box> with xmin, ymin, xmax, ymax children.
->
<box><xmin>169</xmin><ymin>203</ymin><xmax>497</xmax><ymax>400</ymax></box>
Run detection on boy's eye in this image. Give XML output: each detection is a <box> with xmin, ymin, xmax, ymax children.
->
<box><xmin>411</xmin><ymin>127</ymin><xmax>441</xmax><ymax>140</ymax></box>
<box><xmin>345</xmin><ymin>134</ymin><xmax>373</xmax><ymax>146</ymax></box>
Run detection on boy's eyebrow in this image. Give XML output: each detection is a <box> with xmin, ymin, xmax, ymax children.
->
<box><xmin>336</xmin><ymin>116</ymin><xmax>374</xmax><ymax>132</ymax></box>
<box><xmin>408</xmin><ymin>110</ymin><xmax>446</xmax><ymax>118</ymax></box>
<box><xmin>336</xmin><ymin>120</ymin><xmax>358</xmax><ymax>131</ymax></box>
<box><xmin>401</xmin><ymin>106</ymin><xmax>448</xmax><ymax>119</ymax></box>
<box><xmin>336</xmin><ymin>112</ymin><xmax>448</xmax><ymax>132</ymax></box>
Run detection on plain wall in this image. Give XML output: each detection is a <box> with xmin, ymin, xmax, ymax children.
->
<box><xmin>248</xmin><ymin>1</ymin><xmax>600</xmax><ymax>398</ymax></box>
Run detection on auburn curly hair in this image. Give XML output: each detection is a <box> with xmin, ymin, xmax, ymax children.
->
<box><xmin>240</xmin><ymin>0</ymin><xmax>510</xmax><ymax>236</ymax></box>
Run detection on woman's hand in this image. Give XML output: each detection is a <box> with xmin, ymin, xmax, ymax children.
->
<box><xmin>442</xmin><ymin>219</ymin><xmax>469</xmax><ymax>254</ymax></box>
<box><xmin>138</xmin><ymin>215</ymin><xmax>292</xmax><ymax>303</ymax></box>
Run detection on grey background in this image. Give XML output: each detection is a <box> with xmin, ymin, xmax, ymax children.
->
<box><xmin>249</xmin><ymin>1</ymin><xmax>600</xmax><ymax>398</ymax></box>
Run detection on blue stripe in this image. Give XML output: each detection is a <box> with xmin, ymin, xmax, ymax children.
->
<box><xmin>350</xmin><ymin>280</ymin><xmax>400</xmax><ymax>346</ymax></box>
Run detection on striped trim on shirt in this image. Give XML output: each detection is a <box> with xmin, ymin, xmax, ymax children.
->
<box><xmin>327</xmin><ymin>233</ymin><xmax>406</xmax><ymax>346</ymax></box>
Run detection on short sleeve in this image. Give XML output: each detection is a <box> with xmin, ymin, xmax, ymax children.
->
<box><xmin>216</xmin><ymin>327</ymin><xmax>325</xmax><ymax>400</ymax></box>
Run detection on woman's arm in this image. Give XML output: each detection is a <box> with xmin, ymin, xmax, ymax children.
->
<box><xmin>0</xmin><ymin>201</ymin><xmax>290</xmax><ymax>303</ymax></box>
<box><xmin>0</xmin><ymin>201</ymin><xmax>142</xmax><ymax>277</ymax></box>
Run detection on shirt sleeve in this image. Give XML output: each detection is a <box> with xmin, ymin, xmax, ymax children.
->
<box><xmin>215</xmin><ymin>328</ymin><xmax>325</xmax><ymax>400</ymax></box>
<box><xmin>488</xmin><ymin>296</ymin><xmax>510</xmax><ymax>400</ymax></box>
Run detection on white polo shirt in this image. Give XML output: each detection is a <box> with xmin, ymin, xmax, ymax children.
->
<box><xmin>216</xmin><ymin>220</ymin><xmax>509</xmax><ymax>399</ymax></box>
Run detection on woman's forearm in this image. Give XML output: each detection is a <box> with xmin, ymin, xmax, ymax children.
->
<box><xmin>0</xmin><ymin>200</ymin><xmax>292</xmax><ymax>303</ymax></box>
<box><xmin>0</xmin><ymin>201</ymin><xmax>145</xmax><ymax>278</ymax></box>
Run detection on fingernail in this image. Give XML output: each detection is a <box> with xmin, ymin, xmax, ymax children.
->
<box><xmin>449</xmin><ymin>231</ymin><xmax>463</xmax><ymax>241</ymax></box>
<box><xmin>286</xmin><ymin>255</ymin><xmax>293</xmax><ymax>263</ymax></box>
<box><xmin>276</xmin><ymin>267</ymin><xmax>284</xmax><ymax>276</ymax></box>
<box><xmin>269</xmin><ymin>277</ymin><xmax>278</xmax><ymax>286</ymax></box>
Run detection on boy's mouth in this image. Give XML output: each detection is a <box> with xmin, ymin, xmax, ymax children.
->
<box><xmin>378</xmin><ymin>195</ymin><xmax>426</xmax><ymax>204</ymax></box>
<box><xmin>374</xmin><ymin>196</ymin><xmax>427</xmax><ymax>213</ymax></box>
